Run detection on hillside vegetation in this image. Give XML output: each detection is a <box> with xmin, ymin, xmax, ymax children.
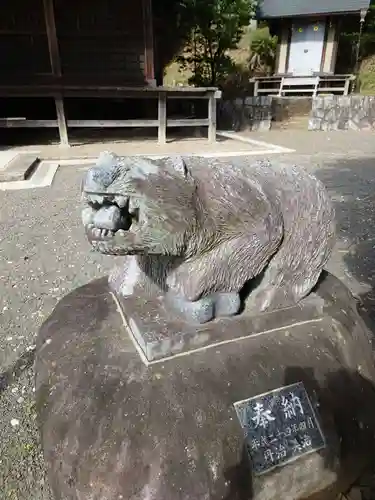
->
<box><xmin>164</xmin><ymin>26</ymin><xmax>271</xmax><ymax>86</ymax></box>
<box><xmin>359</xmin><ymin>55</ymin><xmax>375</xmax><ymax>94</ymax></box>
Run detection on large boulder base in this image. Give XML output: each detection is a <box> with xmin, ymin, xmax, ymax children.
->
<box><xmin>35</xmin><ymin>272</ymin><xmax>375</xmax><ymax>500</ymax></box>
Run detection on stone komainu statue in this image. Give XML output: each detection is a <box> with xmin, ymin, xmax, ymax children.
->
<box><xmin>81</xmin><ymin>152</ymin><xmax>335</xmax><ymax>323</ymax></box>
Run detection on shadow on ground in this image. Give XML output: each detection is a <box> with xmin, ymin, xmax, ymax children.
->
<box><xmin>316</xmin><ymin>156</ymin><xmax>375</xmax><ymax>326</ymax></box>
<box><xmin>0</xmin><ymin>127</ymin><xmax>231</xmax><ymax>148</ymax></box>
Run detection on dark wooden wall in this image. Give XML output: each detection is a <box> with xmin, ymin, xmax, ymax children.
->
<box><xmin>0</xmin><ymin>0</ymin><xmax>51</xmax><ymax>80</ymax></box>
<box><xmin>54</xmin><ymin>0</ymin><xmax>146</xmax><ymax>84</ymax></box>
<box><xmin>0</xmin><ymin>0</ymin><xmax>152</xmax><ymax>86</ymax></box>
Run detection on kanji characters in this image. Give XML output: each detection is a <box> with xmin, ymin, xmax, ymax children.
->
<box><xmin>252</xmin><ymin>402</ymin><xmax>275</xmax><ymax>429</ymax></box>
<box><xmin>281</xmin><ymin>392</ymin><xmax>304</xmax><ymax>419</ymax></box>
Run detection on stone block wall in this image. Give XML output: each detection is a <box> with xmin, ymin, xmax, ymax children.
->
<box><xmin>309</xmin><ymin>95</ymin><xmax>375</xmax><ymax>131</ymax></box>
<box><xmin>272</xmin><ymin>97</ymin><xmax>312</xmax><ymax>124</ymax></box>
<box><xmin>218</xmin><ymin>96</ymin><xmax>272</xmax><ymax>131</ymax></box>
<box><xmin>218</xmin><ymin>94</ymin><xmax>375</xmax><ymax>132</ymax></box>
<box><xmin>218</xmin><ymin>96</ymin><xmax>312</xmax><ymax>131</ymax></box>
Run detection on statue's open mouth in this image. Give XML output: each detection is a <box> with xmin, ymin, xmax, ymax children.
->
<box><xmin>82</xmin><ymin>193</ymin><xmax>139</xmax><ymax>243</ymax></box>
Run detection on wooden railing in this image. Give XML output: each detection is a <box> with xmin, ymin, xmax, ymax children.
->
<box><xmin>0</xmin><ymin>84</ymin><xmax>221</xmax><ymax>146</ymax></box>
<box><xmin>252</xmin><ymin>75</ymin><xmax>355</xmax><ymax>98</ymax></box>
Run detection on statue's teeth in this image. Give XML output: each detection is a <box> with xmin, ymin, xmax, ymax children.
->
<box><xmin>115</xmin><ymin>196</ymin><xmax>128</xmax><ymax>208</ymax></box>
<box><xmin>90</xmin><ymin>194</ymin><xmax>104</xmax><ymax>204</ymax></box>
<box><xmin>82</xmin><ymin>207</ymin><xmax>95</xmax><ymax>226</ymax></box>
<box><xmin>117</xmin><ymin>229</ymin><xmax>126</xmax><ymax>237</ymax></box>
<box><xmin>93</xmin><ymin>228</ymin><xmax>102</xmax><ymax>239</ymax></box>
<box><xmin>128</xmin><ymin>197</ymin><xmax>139</xmax><ymax>214</ymax></box>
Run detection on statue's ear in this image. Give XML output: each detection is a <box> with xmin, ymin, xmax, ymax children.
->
<box><xmin>171</xmin><ymin>156</ymin><xmax>192</xmax><ymax>179</ymax></box>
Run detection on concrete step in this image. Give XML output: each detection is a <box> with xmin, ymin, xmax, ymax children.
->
<box><xmin>0</xmin><ymin>154</ymin><xmax>40</xmax><ymax>182</ymax></box>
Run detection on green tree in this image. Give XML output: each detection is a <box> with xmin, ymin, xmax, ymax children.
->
<box><xmin>360</xmin><ymin>1</ymin><xmax>375</xmax><ymax>59</ymax></box>
<box><xmin>338</xmin><ymin>0</ymin><xmax>375</xmax><ymax>70</ymax></box>
<box><xmin>248</xmin><ymin>27</ymin><xmax>278</xmax><ymax>75</ymax></box>
<box><xmin>336</xmin><ymin>0</ymin><xmax>375</xmax><ymax>91</ymax></box>
<box><xmin>176</xmin><ymin>0</ymin><xmax>256</xmax><ymax>86</ymax></box>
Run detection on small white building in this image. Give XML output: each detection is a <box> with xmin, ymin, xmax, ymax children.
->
<box><xmin>257</xmin><ymin>0</ymin><xmax>370</xmax><ymax>76</ymax></box>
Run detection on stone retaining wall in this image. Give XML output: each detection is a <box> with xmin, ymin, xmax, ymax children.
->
<box><xmin>308</xmin><ymin>95</ymin><xmax>375</xmax><ymax>131</ymax></box>
<box><xmin>218</xmin><ymin>96</ymin><xmax>312</xmax><ymax>131</ymax></box>
<box><xmin>218</xmin><ymin>96</ymin><xmax>272</xmax><ymax>131</ymax></box>
<box><xmin>219</xmin><ymin>94</ymin><xmax>375</xmax><ymax>132</ymax></box>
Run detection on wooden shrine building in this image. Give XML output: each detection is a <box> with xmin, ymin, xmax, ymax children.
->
<box><xmin>0</xmin><ymin>0</ymin><xmax>220</xmax><ymax>145</ymax></box>
<box><xmin>254</xmin><ymin>0</ymin><xmax>371</xmax><ymax>96</ymax></box>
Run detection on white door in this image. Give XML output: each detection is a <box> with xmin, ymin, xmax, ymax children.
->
<box><xmin>288</xmin><ymin>21</ymin><xmax>326</xmax><ymax>76</ymax></box>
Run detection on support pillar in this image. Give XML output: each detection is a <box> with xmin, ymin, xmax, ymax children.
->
<box><xmin>43</xmin><ymin>0</ymin><xmax>69</xmax><ymax>147</ymax></box>
<box><xmin>158</xmin><ymin>92</ymin><xmax>167</xmax><ymax>144</ymax></box>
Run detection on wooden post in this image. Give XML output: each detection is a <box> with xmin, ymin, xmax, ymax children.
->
<box><xmin>208</xmin><ymin>92</ymin><xmax>217</xmax><ymax>143</ymax></box>
<box><xmin>43</xmin><ymin>0</ymin><xmax>69</xmax><ymax>147</ymax></box>
<box><xmin>55</xmin><ymin>95</ymin><xmax>69</xmax><ymax>147</ymax></box>
<box><xmin>254</xmin><ymin>79</ymin><xmax>259</xmax><ymax>96</ymax></box>
<box><xmin>142</xmin><ymin>0</ymin><xmax>156</xmax><ymax>86</ymax></box>
<box><xmin>278</xmin><ymin>77</ymin><xmax>285</xmax><ymax>97</ymax></box>
<box><xmin>158</xmin><ymin>92</ymin><xmax>167</xmax><ymax>144</ymax></box>
<box><xmin>344</xmin><ymin>77</ymin><xmax>351</xmax><ymax>96</ymax></box>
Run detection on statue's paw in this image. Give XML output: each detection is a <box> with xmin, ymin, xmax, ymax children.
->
<box><xmin>213</xmin><ymin>292</ymin><xmax>241</xmax><ymax>317</ymax></box>
<box><xmin>166</xmin><ymin>268</ymin><xmax>208</xmax><ymax>303</ymax></box>
<box><xmin>164</xmin><ymin>292</ymin><xmax>214</xmax><ymax>324</ymax></box>
<box><xmin>166</xmin><ymin>272</ymin><xmax>192</xmax><ymax>299</ymax></box>
<box><xmin>164</xmin><ymin>291</ymin><xmax>241</xmax><ymax>324</ymax></box>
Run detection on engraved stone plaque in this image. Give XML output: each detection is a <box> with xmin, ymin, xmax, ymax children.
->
<box><xmin>234</xmin><ymin>382</ymin><xmax>326</xmax><ymax>475</ymax></box>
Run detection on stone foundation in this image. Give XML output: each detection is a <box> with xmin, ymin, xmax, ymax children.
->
<box><xmin>219</xmin><ymin>95</ymin><xmax>375</xmax><ymax>132</ymax></box>
<box><xmin>272</xmin><ymin>97</ymin><xmax>312</xmax><ymax>121</ymax></box>
<box><xmin>219</xmin><ymin>96</ymin><xmax>312</xmax><ymax>131</ymax></box>
<box><xmin>219</xmin><ymin>96</ymin><xmax>272</xmax><ymax>131</ymax></box>
<box><xmin>309</xmin><ymin>95</ymin><xmax>375</xmax><ymax>131</ymax></box>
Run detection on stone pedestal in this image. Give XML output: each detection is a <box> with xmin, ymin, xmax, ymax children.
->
<box><xmin>35</xmin><ymin>272</ymin><xmax>375</xmax><ymax>500</ymax></box>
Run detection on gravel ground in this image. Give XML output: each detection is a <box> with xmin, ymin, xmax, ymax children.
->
<box><xmin>0</xmin><ymin>164</ymin><xmax>122</xmax><ymax>499</ymax></box>
<box><xmin>1</xmin><ymin>152</ymin><xmax>375</xmax><ymax>499</ymax></box>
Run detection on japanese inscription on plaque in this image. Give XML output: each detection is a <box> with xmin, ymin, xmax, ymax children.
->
<box><xmin>234</xmin><ymin>382</ymin><xmax>326</xmax><ymax>475</ymax></box>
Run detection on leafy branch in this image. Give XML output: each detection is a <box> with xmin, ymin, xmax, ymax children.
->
<box><xmin>176</xmin><ymin>0</ymin><xmax>256</xmax><ymax>86</ymax></box>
